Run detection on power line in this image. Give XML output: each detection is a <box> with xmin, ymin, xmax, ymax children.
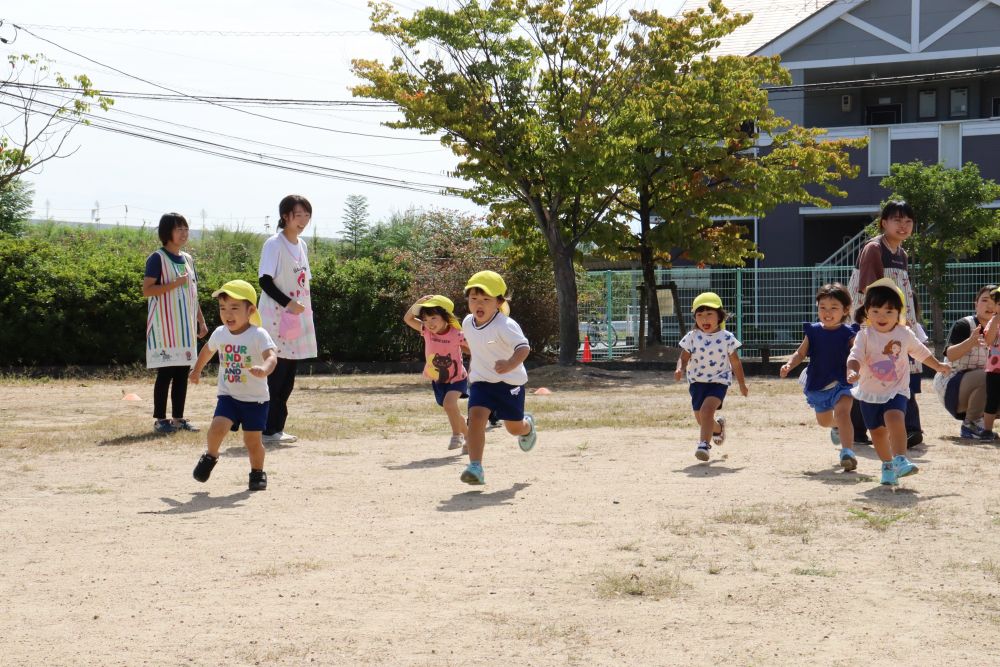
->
<box><xmin>14</xmin><ymin>23</ymin><xmax>372</xmax><ymax>37</ymax></box>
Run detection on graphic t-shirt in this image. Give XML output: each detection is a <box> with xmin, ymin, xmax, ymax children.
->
<box><xmin>207</xmin><ymin>325</ymin><xmax>277</xmax><ymax>402</ymax></box>
<box><xmin>678</xmin><ymin>329</ymin><xmax>741</xmax><ymax>385</ymax></box>
<box><xmin>848</xmin><ymin>325</ymin><xmax>933</xmax><ymax>403</ymax></box>
<box><xmin>421</xmin><ymin>326</ymin><xmax>468</xmax><ymax>384</ymax></box>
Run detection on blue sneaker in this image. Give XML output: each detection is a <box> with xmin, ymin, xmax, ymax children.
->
<box><xmin>830</xmin><ymin>427</ymin><xmax>841</xmax><ymax>445</ymax></box>
<box><xmin>695</xmin><ymin>441</ymin><xmax>711</xmax><ymax>461</ymax></box>
<box><xmin>460</xmin><ymin>463</ymin><xmax>485</xmax><ymax>485</ymax></box>
<box><xmin>961</xmin><ymin>420</ymin><xmax>987</xmax><ymax>439</ymax></box>
<box><xmin>517</xmin><ymin>413</ymin><xmax>537</xmax><ymax>452</ymax></box>
<box><xmin>153</xmin><ymin>419</ymin><xmax>177</xmax><ymax>434</ymax></box>
<box><xmin>891</xmin><ymin>454</ymin><xmax>918</xmax><ymax>478</ymax></box>
<box><xmin>880</xmin><ymin>461</ymin><xmax>898</xmax><ymax>486</ymax></box>
<box><xmin>839</xmin><ymin>448</ymin><xmax>857</xmax><ymax>471</ymax></box>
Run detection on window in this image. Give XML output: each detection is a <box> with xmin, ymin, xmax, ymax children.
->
<box><xmin>866</xmin><ymin>104</ymin><xmax>901</xmax><ymax>125</ymax></box>
<box><xmin>869</xmin><ymin>126</ymin><xmax>890</xmax><ymax>176</ymax></box>
<box><xmin>993</xmin><ymin>97</ymin><xmax>1000</xmax><ymax>118</ymax></box>
<box><xmin>919</xmin><ymin>90</ymin><xmax>936</xmax><ymax>119</ymax></box>
<box><xmin>939</xmin><ymin>123</ymin><xmax>962</xmax><ymax>169</ymax></box>
<box><xmin>950</xmin><ymin>88</ymin><xmax>968</xmax><ymax>117</ymax></box>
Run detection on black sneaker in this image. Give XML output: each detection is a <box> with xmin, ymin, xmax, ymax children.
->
<box><xmin>192</xmin><ymin>453</ymin><xmax>218</xmax><ymax>482</ymax></box>
<box><xmin>906</xmin><ymin>431</ymin><xmax>924</xmax><ymax>448</ymax></box>
<box><xmin>249</xmin><ymin>470</ymin><xmax>267</xmax><ymax>491</ymax></box>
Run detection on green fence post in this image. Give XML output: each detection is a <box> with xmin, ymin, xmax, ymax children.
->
<box><xmin>605</xmin><ymin>270</ymin><xmax>613</xmax><ymax>360</ymax></box>
<box><xmin>735</xmin><ymin>268</ymin><xmax>743</xmax><ymax>349</ymax></box>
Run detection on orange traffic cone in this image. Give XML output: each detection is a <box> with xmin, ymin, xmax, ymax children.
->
<box><xmin>582</xmin><ymin>335</ymin><xmax>592</xmax><ymax>363</ymax></box>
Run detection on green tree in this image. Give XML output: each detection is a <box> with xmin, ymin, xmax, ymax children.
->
<box><xmin>0</xmin><ymin>178</ymin><xmax>34</xmax><ymax>236</ymax></box>
<box><xmin>353</xmin><ymin>0</ymin><xmax>633</xmax><ymax>364</ymax></box>
<box><xmin>1</xmin><ymin>54</ymin><xmax>113</xmax><ymax>189</ymax></box>
<box><xmin>341</xmin><ymin>194</ymin><xmax>370</xmax><ymax>257</ymax></box>
<box><xmin>881</xmin><ymin>161</ymin><xmax>1000</xmax><ymax>352</ymax></box>
<box><xmin>601</xmin><ymin>3</ymin><xmax>863</xmax><ymax>344</ymax></box>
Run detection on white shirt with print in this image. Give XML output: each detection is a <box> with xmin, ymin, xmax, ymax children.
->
<box><xmin>679</xmin><ymin>329</ymin><xmax>742</xmax><ymax>385</ymax></box>
<box><xmin>207</xmin><ymin>325</ymin><xmax>277</xmax><ymax>403</ymax></box>
<box><xmin>462</xmin><ymin>311</ymin><xmax>530</xmax><ymax>385</ymax></box>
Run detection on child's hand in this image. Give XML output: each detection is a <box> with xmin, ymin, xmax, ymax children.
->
<box><xmin>673</xmin><ymin>368</ymin><xmax>684</xmax><ymax>381</ymax></box>
<box><xmin>249</xmin><ymin>365</ymin><xmax>268</xmax><ymax>378</ymax></box>
<box><xmin>494</xmin><ymin>358</ymin><xmax>517</xmax><ymax>375</ymax></box>
<box><xmin>779</xmin><ymin>363</ymin><xmax>791</xmax><ymax>378</ymax></box>
<box><xmin>938</xmin><ymin>359</ymin><xmax>953</xmax><ymax>375</ymax></box>
<box><xmin>846</xmin><ymin>369</ymin><xmax>860</xmax><ymax>384</ymax></box>
<box><xmin>739</xmin><ymin>382</ymin><xmax>749</xmax><ymax>397</ymax></box>
<box><xmin>188</xmin><ymin>369</ymin><xmax>200</xmax><ymax>384</ymax></box>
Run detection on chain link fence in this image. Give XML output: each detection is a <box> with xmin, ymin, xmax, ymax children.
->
<box><xmin>574</xmin><ymin>262</ymin><xmax>1000</xmax><ymax>360</ymax></box>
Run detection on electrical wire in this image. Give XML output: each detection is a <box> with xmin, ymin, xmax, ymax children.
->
<box><xmin>14</xmin><ymin>23</ymin><xmax>372</xmax><ymax>37</ymax></box>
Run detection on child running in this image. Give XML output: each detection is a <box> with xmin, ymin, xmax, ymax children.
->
<box><xmin>983</xmin><ymin>288</ymin><xmax>1000</xmax><ymax>436</ymax></box>
<box><xmin>404</xmin><ymin>294</ymin><xmax>470</xmax><ymax>453</ymax></box>
<box><xmin>674</xmin><ymin>292</ymin><xmax>748</xmax><ymax>461</ymax></box>
<box><xmin>460</xmin><ymin>270</ymin><xmax>537</xmax><ymax>485</ymax></box>
<box><xmin>847</xmin><ymin>278</ymin><xmax>951</xmax><ymax>485</ymax></box>
<box><xmin>189</xmin><ymin>280</ymin><xmax>278</xmax><ymax>491</ymax></box>
<box><xmin>780</xmin><ymin>283</ymin><xmax>860</xmax><ymax>470</ymax></box>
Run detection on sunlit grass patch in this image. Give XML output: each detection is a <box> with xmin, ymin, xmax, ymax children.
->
<box><xmin>847</xmin><ymin>506</ymin><xmax>910</xmax><ymax>531</ymax></box>
<box><xmin>595</xmin><ymin>570</ymin><xmax>684</xmax><ymax>599</ymax></box>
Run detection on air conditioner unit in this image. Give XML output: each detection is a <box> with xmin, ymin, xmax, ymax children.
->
<box><xmin>841</xmin><ymin>94</ymin><xmax>852</xmax><ymax>112</ymax></box>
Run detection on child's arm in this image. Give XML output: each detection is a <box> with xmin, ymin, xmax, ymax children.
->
<box><xmin>730</xmin><ymin>351</ymin><xmax>749</xmax><ymax>396</ymax></box>
<box><xmin>922</xmin><ymin>355</ymin><xmax>952</xmax><ymax>375</ymax></box>
<box><xmin>250</xmin><ymin>348</ymin><xmax>278</xmax><ymax>378</ymax></box>
<box><xmin>196</xmin><ymin>305</ymin><xmax>208</xmax><ymax>338</ymax></box>
<box><xmin>495</xmin><ymin>346</ymin><xmax>530</xmax><ymax>375</ymax></box>
<box><xmin>674</xmin><ymin>350</ymin><xmax>691</xmax><ymax>381</ymax></box>
<box><xmin>985</xmin><ymin>314</ymin><xmax>999</xmax><ymax>347</ymax></box>
<box><xmin>779</xmin><ymin>338</ymin><xmax>809</xmax><ymax>378</ymax></box>
<box><xmin>188</xmin><ymin>344</ymin><xmax>215</xmax><ymax>384</ymax></box>
<box><xmin>846</xmin><ymin>360</ymin><xmax>861</xmax><ymax>384</ymax></box>
<box><xmin>403</xmin><ymin>295</ymin><xmax>434</xmax><ymax>332</ymax></box>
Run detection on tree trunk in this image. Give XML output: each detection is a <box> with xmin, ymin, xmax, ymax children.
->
<box><xmin>640</xmin><ymin>244</ymin><xmax>660</xmax><ymax>345</ymax></box>
<box><xmin>551</xmin><ymin>244</ymin><xmax>580</xmax><ymax>365</ymax></box>
<box><xmin>931</xmin><ymin>296</ymin><xmax>946</xmax><ymax>357</ymax></box>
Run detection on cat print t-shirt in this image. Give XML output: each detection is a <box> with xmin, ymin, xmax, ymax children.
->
<box><xmin>848</xmin><ymin>325</ymin><xmax>933</xmax><ymax>404</ymax></box>
<box><xmin>421</xmin><ymin>326</ymin><xmax>468</xmax><ymax>385</ymax></box>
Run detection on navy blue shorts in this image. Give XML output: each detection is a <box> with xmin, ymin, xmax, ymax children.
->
<box><xmin>689</xmin><ymin>382</ymin><xmax>728</xmax><ymax>411</ymax></box>
<box><xmin>468</xmin><ymin>381</ymin><xmax>526</xmax><ymax>421</ymax></box>
<box><xmin>214</xmin><ymin>395</ymin><xmax>269</xmax><ymax>432</ymax></box>
<box><xmin>432</xmin><ymin>379</ymin><xmax>468</xmax><ymax>407</ymax></box>
<box><xmin>858</xmin><ymin>393</ymin><xmax>908</xmax><ymax>430</ymax></box>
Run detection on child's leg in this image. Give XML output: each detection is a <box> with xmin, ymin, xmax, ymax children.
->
<box><xmin>503</xmin><ymin>418</ymin><xmax>530</xmax><ymax>437</ymax></box>
<box><xmin>833</xmin><ymin>396</ymin><xmax>854</xmax><ymax>449</ymax></box>
<box><xmin>442</xmin><ymin>391</ymin><xmax>468</xmax><ymax>437</ymax></box>
<box><xmin>466</xmin><ymin>406</ymin><xmax>490</xmax><ymax>462</ymax></box>
<box><xmin>697</xmin><ymin>397</ymin><xmax>723</xmax><ymax>443</ymax></box>
<box><xmin>243</xmin><ymin>431</ymin><xmax>265</xmax><ymax>471</ymax></box>
<box><xmin>869</xmin><ymin>426</ymin><xmax>891</xmax><ymax>462</ymax></box>
<box><xmin>205</xmin><ymin>416</ymin><xmax>233</xmax><ymax>457</ymax></box>
<box><xmin>884</xmin><ymin>409</ymin><xmax>908</xmax><ymax>457</ymax></box>
<box><xmin>815</xmin><ymin>410</ymin><xmax>834</xmax><ymax>428</ymax></box>
<box><xmin>984</xmin><ymin>373</ymin><xmax>1000</xmax><ymax>431</ymax></box>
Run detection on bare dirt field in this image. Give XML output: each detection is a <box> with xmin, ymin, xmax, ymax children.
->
<box><xmin>2</xmin><ymin>367</ymin><xmax>1000</xmax><ymax>666</ymax></box>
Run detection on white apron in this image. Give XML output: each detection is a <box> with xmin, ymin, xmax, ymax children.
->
<box><xmin>258</xmin><ymin>236</ymin><xmax>317</xmax><ymax>359</ymax></box>
<box><xmin>146</xmin><ymin>249</ymin><xmax>198</xmax><ymax>369</ymax></box>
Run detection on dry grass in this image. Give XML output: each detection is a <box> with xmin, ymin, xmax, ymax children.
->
<box><xmin>595</xmin><ymin>570</ymin><xmax>685</xmax><ymax>599</ymax></box>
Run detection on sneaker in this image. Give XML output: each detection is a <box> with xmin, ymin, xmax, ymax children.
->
<box><xmin>173</xmin><ymin>419</ymin><xmax>200</xmax><ymax>432</ymax></box>
<box><xmin>880</xmin><ymin>461</ymin><xmax>898</xmax><ymax>486</ymax></box>
<box><xmin>249</xmin><ymin>470</ymin><xmax>267</xmax><ymax>491</ymax></box>
<box><xmin>263</xmin><ymin>431</ymin><xmax>298</xmax><ymax>444</ymax></box>
<box><xmin>448</xmin><ymin>434</ymin><xmax>465</xmax><ymax>450</ymax></box>
<box><xmin>517</xmin><ymin>413</ymin><xmax>537</xmax><ymax>452</ymax></box>
<box><xmin>460</xmin><ymin>463</ymin><xmax>485</xmax><ymax>485</ymax></box>
<box><xmin>695</xmin><ymin>441</ymin><xmax>711</xmax><ymax>461</ymax></box>
<box><xmin>891</xmin><ymin>454</ymin><xmax>918</xmax><ymax>479</ymax></box>
<box><xmin>712</xmin><ymin>416</ymin><xmax>726</xmax><ymax>446</ymax></box>
<box><xmin>853</xmin><ymin>436</ymin><xmax>872</xmax><ymax>446</ymax></box>
<box><xmin>839</xmin><ymin>448</ymin><xmax>857</xmax><ymax>472</ymax></box>
<box><xmin>154</xmin><ymin>419</ymin><xmax>177</xmax><ymax>434</ymax></box>
<box><xmin>192</xmin><ymin>453</ymin><xmax>218</xmax><ymax>483</ymax></box>
<box><xmin>461</xmin><ymin>444</ymin><xmax>468</xmax><ymax>455</ymax></box>
<box><xmin>960</xmin><ymin>421</ymin><xmax>992</xmax><ymax>440</ymax></box>
<box><xmin>830</xmin><ymin>427</ymin><xmax>841</xmax><ymax>445</ymax></box>
<box><xmin>906</xmin><ymin>431</ymin><xmax>923</xmax><ymax>448</ymax></box>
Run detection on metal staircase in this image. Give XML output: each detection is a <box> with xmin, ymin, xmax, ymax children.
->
<box><xmin>812</xmin><ymin>227</ymin><xmax>870</xmax><ymax>290</ymax></box>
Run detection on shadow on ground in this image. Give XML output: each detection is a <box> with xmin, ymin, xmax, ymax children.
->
<box><xmin>437</xmin><ymin>482</ymin><xmax>530</xmax><ymax>512</ymax></box>
<box><xmin>139</xmin><ymin>490</ymin><xmax>254</xmax><ymax>515</ymax></box>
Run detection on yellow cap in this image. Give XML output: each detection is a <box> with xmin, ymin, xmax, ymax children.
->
<box><xmin>691</xmin><ymin>292</ymin><xmax>723</xmax><ymax>312</ymax></box>
<box><xmin>464</xmin><ymin>270</ymin><xmax>507</xmax><ymax>298</ymax></box>
<box><xmin>211</xmin><ymin>279</ymin><xmax>263</xmax><ymax>327</ymax></box>
<box><xmin>864</xmin><ymin>277</ymin><xmax>907</xmax><ymax>325</ymax></box>
<box><xmin>417</xmin><ymin>294</ymin><xmax>462</xmax><ymax>330</ymax></box>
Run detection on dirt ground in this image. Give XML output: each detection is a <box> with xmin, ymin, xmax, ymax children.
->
<box><xmin>2</xmin><ymin>367</ymin><xmax>1000</xmax><ymax>666</ymax></box>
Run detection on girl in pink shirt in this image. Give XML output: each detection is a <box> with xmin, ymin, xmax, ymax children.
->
<box><xmin>404</xmin><ymin>295</ymin><xmax>470</xmax><ymax>452</ymax></box>
<box><xmin>847</xmin><ymin>279</ymin><xmax>951</xmax><ymax>486</ymax></box>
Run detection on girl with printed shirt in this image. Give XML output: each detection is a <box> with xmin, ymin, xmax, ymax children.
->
<box><xmin>404</xmin><ymin>294</ymin><xmax>470</xmax><ymax>452</ymax></box>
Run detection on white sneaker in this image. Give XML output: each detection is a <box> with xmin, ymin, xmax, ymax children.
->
<box><xmin>448</xmin><ymin>434</ymin><xmax>465</xmax><ymax>450</ymax></box>
<box><xmin>712</xmin><ymin>416</ymin><xmax>726</xmax><ymax>446</ymax></box>
<box><xmin>263</xmin><ymin>431</ymin><xmax>298</xmax><ymax>444</ymax></box>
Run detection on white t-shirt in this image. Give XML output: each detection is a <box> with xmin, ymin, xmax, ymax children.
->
<box><xmin>207</xmin><ymin>325</ymin><xmax>277</xmax><ymax>403</ymax></box>
<box><xmin>678</xmin><ymin>329</ymin><xmax>742</xmax><ymax>385</ymax></box>
<box><xmin>258</xmin><ymin>232</ymin><xmax>311</xmax><ymax>281</ymax></box>
<box><xmin>462</xmin><ymin>311</ymin><xmax>530</xmax><ymax>385</ymax></box>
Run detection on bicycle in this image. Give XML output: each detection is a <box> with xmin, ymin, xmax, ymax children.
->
<box><xmin>585</xmin><ymin>317</ymin><xmax>619</xmax><ymax>348</ymax></box>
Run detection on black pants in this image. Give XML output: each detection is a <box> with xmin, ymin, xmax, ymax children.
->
<box><xmin>153</xmin><ymin>366</ymin><xmax>189</xmax><ymax>420</ymax></box>
<box><xmin>986</xmin><ymin>373</ymin><xmax>1000</xmax><ymax>415</ymax></box>
<box><xmin>264</xmin><ymin>358</ymin><xmax>298</xmax><ymax>435</ymax></box>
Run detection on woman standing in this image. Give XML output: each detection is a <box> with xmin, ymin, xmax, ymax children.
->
<box><xmin>257</xmin><ymin>195</ymin><xmax>318</xmax><ymax>444</ymax></box>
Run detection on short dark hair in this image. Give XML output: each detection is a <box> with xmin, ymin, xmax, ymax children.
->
<box><xmin>855</xmin><ymin>285</ymin><xmax>904</xmax><ymax>324</ymax></box>
<box><xmin>816</xmin><ymin>283</ymin><xmax>851</xmax><ymax>313</ymax></box>
<box><xmin>419</xmin><ymin>305</ymin><xmax>451</xmax><ymax>322</ymax></box>
<box><xmin>278</xmin><ymin>195</ymin><xmax>312</xmax><ymax>229</ymax></box>
<box><xmin>694</xmin><ymin>305</ymin><xmax>727</xmax><ymax>324</ymax></box>
<box><xmin>880</xmin><ymin>200</ymin><xmax>916</xmax><ymax>224</ymax></box>
<box><xmin>975</xmin><ymin>284</ymin><xmax>998</xmax><ymax>303</ymax></box>
<box><xmin>157</xmin><ymin>213</ymin><xmax>189</xmax><ymax>245</ymax></box>
<box><xmin>465</xmin><ymin>286</ymin><xmax>506</xmax><ymax>303</ymax></box>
